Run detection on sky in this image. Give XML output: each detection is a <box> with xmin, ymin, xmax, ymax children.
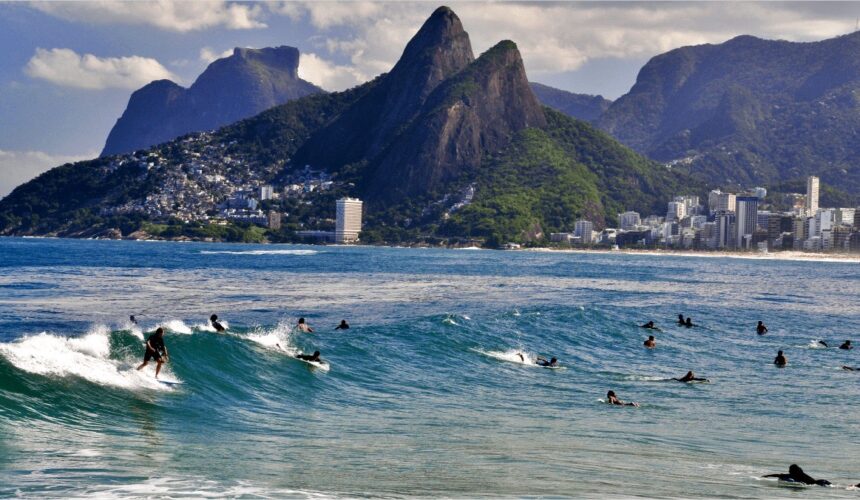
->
<box><xmin>1</xmin><ymin>1</ymin><xmax>859</xmax><ymax>198</ymax></box>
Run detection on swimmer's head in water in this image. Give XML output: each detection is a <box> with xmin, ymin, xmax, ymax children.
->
<box><xmin>648</xmin><ymin>335</ymin><xmax>655</xmax><ymax>340</ymax></box>
<box><xmin>550</xmin><ymin>357</ymin><xmax>557</xmax><ymax>363</ymax></box>
<box><xmin>607</xmin><ymin>390</ymin><xmax>616</xmax><ymax>398</ymax></box>
<box><xmin>313</xmin><ymin>350</ymin><xmax>320</xmax><ymax>357</ymax></box>
<box><xmin>298</xmin><ymin>318</ymin><xmax>305</xmax><ymax>324</ymax></box>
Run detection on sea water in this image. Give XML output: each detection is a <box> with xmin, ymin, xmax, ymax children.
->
<box><xmin>0</xmin><ymin>237</ymin><xmax>858</xmax><ymax>498</ymax></box>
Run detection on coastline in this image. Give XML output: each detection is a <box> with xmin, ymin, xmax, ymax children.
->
<box><xmin>524</xmin><ymin>246</ymin><xmax>860</xmax><ymax>263</ymax></box>
<box><xmin>9</xmin><ymin>235</ymin><xmax>860</xmax><ymax>262</ymax></box>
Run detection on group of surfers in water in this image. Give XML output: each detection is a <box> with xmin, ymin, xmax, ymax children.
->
<box><xmin>130</xmin><ymin>312</ymin><xmax>856</xmax><ymax>487</ymax></box>
<box><xmin>132</xmin><ymin>315</ymin><xmax>347</xmax><ymax>378</ymax></box>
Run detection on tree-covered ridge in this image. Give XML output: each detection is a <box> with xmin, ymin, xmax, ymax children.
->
<box><xmin>598</xmin><ymin>32</ymin><xmax>860</xmax><ymax>194</ymax></box>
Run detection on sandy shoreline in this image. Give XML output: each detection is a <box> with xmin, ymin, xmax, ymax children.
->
<box><xmin>525</xmin><ymin>247</ymin><xmax>860</xmax><ymax>263</ymax></box>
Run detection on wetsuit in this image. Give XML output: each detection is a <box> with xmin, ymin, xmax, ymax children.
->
<box><xmin>296</xmin><ymin>353</ymin><xmax>320</xmax><ymax>362</ymax></box>
<box><xmin>144</xmin><ymin>333</ymin><xmax>165</xmax><ymax>362</ymax></box>
<box><xmin>212</xmin><ymin>321</ymin><xmax>225</xmax><ymax>332</ymax></box>
<box><xmin>335</xmin><ymin>323</ymin><xmax>350</xmax><ymax>330</ymax></box>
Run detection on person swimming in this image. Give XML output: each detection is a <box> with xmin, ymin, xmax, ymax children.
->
<box><xmin>757</xmin><ymin>321</ymin><xmax>768</xmax><ymax>335</ymax></box>
<box><xmin>335</xmin><ymin>320</ymin><xmax>350</xmax><ymax>330</ymax></box>
<box><xmin>535</xmin><ymin>356</ymin><xmax>558</xmax><ymax>367</ymax></box>
<box><xmin>685</xmin><ymin>317</ymin><xmax>695</xmax><ymax>328</ymax></box>
<box><xmin>296</xmin><ymin>317</ymin><xmax>314</xmax><ymax>333</ymax></box>
<box><xmin>129</xmin><ymin>315</ymin><xmax>137</xmax><ymax>325</ymax></box>
<box><xmin>210</xmin><ymin>314</ymin><xmax>225</xmax><ymax>332</ymax></box>
<box><xmin>136</xmin><ymin>327</ymin><xmax>168</xmax><ymax>378</ymax></box>
<box><xmin>641</xmin><ymin>321</ymin><xmax>660</xmax><ymax>330</ymax></box>
<box><xmin>839</xmin><ymin>340</ymin><xmax>853</xmax><ymax>350</ymax></box>
<box><xmin>296</xmin><ymin>350</ymin><xmax>321</xmax><ymax>362</ymax></box>
<box><xmin>762</xmin><ymin>464</ymin><xmax>831</xmax><ymax>486</ymax></box>
<box><xmin>675</xmin><ymin>370</ymin><xmax>709</xmax><ymax>383</ymax></box>
<box><xmin>606</xmin><ymin>390</ymin><xmax>638</xmax><ymax>407</ymax></box>
<box><xmin>644</xmin><ymin>335</ymin><xmax>656</xmax><ymax>348</ymax></box>
<box><xmin>842</xmin><ymin>366</ymin><xmax>857</xmax><ymax>371</ymax></box>
<box><xmin>677</xmin><ymin>314</ymin><xmax>685</xmax><ymax>326</ymax></box>
<box><xmin>774</xmin><ymin>350</ymin><xmax>787</xmax><ymax>367</ymax></box>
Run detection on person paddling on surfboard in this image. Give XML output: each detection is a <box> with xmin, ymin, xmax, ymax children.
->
<box><xmin>210</xmin><ymin>314</ymin><xmax>226</xmax><ymax>332</ymax></box>
<box><xmin>606</xmin><ymin>390</ymin><xmax>638</xmax><ymax>407</ymax></box>
<box><xmin>763</xmin><ymin>464</ymin><xmax>831</xmax><ymax>486</ymax></box>
<box><xmin>136</xmin><ymin>327</ymin><xmax>168</xmax><ymax>378</ymax></box>
<box><xmin>641</xmin><ymin>321</ymin><xmax>660</xmax><ymax>331</ymax></box>
<box><xmin>296</xmin><ymin>350</ymin><xmax>321</xmax><ymax>362</ymax></box>
<box><xmin>675</xmin><ymin>370</ymin><xmax>708</xmax><ymax>383</ymax></box>
<box><xmin>535</xmin><ymin>356</ymin><xmax>557</xmax><ymax>367</ymax></box>
<box><xmin>296</xmin><ymin>317</ymin><xmax>314</xmax><ymax>333</ymax></box>
<box><xmin>839</xmin><ymin>340</ymin><xmax>853</xmax><ymax>350</ymax></box>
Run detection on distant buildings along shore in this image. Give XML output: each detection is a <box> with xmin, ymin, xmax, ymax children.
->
<box><xmin>552</xmin><ymin>176</ymin><xmax>860</xmax><ymax>254</ymax></box>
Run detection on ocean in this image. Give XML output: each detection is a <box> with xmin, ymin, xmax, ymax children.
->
<box><xmin>1</xmin><ymin>237</ymin><xmax>858</xmax><ymax>498</ymax></box>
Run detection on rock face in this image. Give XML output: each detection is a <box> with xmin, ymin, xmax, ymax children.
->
<box><xmin>529</xmin><ymin>82</ymin><xmax>611</xmax><ymax>122</ymax></box>
<box><xmin>366</xmin><ymin>40</ymin><xmax>547</xmax><ymax>201</ymax></box>
<box><xmin>102</xmin><ymin>46</ymin><xmax>322</xmax><ymax>156</ymax></box>
<box><xmin>296</xmin><ymin>6</ymin><xmax>546</xmax><ymax>203</ymax></box>
<box><xmin>294</xmin><ymin>6</ymin><xmax>475</xmax><ymax>170</ymax></box>
<box><xmin>598</xmin><ymin>32</ymin><xmax>860</xmax><ymax>192</ymax></box>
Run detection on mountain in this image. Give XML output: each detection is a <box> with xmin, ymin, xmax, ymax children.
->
<box><xmin>598</xmin><ymin>32</ymin><xmax>860</xmax><ymax>195</ymax></box>
<box><xmin>529</xmin><ymin>82</ymin><xmax>611</xmax><ymax>122</ymax></box>
<box><xmin>0</xmin><ymin>6</ymin><xmax>683</xmax><ymax>246</ymax></box>
<box><xmin>101</xmin><ymin>46</ymin><xmax>323</xmax><ymax>156</ymax></box>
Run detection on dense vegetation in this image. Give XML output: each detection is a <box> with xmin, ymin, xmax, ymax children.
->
<box><xmin>598</xmin><ymin>32</ymin><xmax>860</xmax><ymax>194</ymax></box>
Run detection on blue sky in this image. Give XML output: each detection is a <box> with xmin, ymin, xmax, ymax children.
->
<box><xmin>1</xmin><ymin>1</ymin><xmax>858</xmax><ymax>197</ymax></box>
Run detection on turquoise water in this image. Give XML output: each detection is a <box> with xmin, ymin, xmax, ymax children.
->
<box><xmin>0</xmin><ymin>237</ymin><xmax>858</xmax><ymax>497</ymax></box>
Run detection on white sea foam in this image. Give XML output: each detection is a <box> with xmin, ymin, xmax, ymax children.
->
<box><xmin>247</xmin><ymin>322</ymin><xmax>297</xmax><ymax>355</ymax></box>
<box><xmin>163</xmin><ymin>320</ymin><xmax>193</xmax><ymax>335</ymax></box>
<box><xmin>624</xmin><ymin>374</ymin><xmax>671</xmax><ymax>382</ymax></box>
<box><xmin>475</xmin><ymin>348</ymin><xmax>536</xmax><ymax>366</ymax></box>
<box><xmin>801</xmin><ymin>340</ymin><xmax>829</xmax><ymax>349</ymax></box>
<box><xmin>82</xmin><ymin>477</ymin><xmax>339</xmax><ymax>499</ymax></box>
<box><xmin>0</xmin><ymin>328</ymin><xmax>175</xmax><ymax>391</ymax></box>
<box><xmin>199</xmin><ymin>249</ymin><xmax>318</xmax><ymax>256</ymax></box>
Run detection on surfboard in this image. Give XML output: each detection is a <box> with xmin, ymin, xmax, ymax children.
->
<box><xmin>296</xmin><ymin>358</ymin><xmax>330</xmax><ymax>371</ymax></box>
<box><xmin>158</xmin><ymin>380</ymin><xmax>183</xmax><ymax>387</ymax></box>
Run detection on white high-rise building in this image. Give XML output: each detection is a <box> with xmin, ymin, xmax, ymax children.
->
<box><xmin>618</xmin><ymin>211</ymin><xmax>641</xmax><ymax>230</ymax></box>
<box><xmin>335</xmin><ymin>197</ymin><xmax>363</xmax><ymax>244</ymax></box>
<box><xmin>805</xmin><ymin>176</ymin><xmax>819</xmax><ymax>213</ymax></box>
<box><xmin>260</xmin><ymin>185</ymin><xmax>274</xmax><ymax>201</ymax></box>
<box><xmin>667</xmin><ymin>201</ymin><xmax>686</xmax><ymax>221</ymax></box>
<box><xmin>574</xmin><ymin>220</ymin><xmax>594</xmax><ymax>244</ymax></box>
<box><xmin>735</xmin><ymin>196</ymin><xmax>758</xmax><ymax>249</ymax></box>
<box><xmin>709</xmin><ymin>191</ymin><xmax>736</xmax><ymax>214</ymax></box>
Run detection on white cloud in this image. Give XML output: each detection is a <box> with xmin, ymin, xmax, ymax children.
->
<box><xmin>199</xmin><ymin>47</ymin><xmax>235</xmax><ymax>64</ymax></box>
<box><xmin>32</xmin><ymin>0</ymin><xmax>266</xmax><ymax>32</ymax></box>
<box><xmin>0</xmin><ymin>150</ymin><xmax>98</xmax><ymax>199</ymax></box>
<box><xmin>24</xmin><ymin>48</ymin><xmax>177</xmax><ymax>90</ymax></box>
<box><xmin>273</xmin><ymin>2</ymin><xmax>858</xmax><ymax>91</ymax></box>
<box><xmin>298</xmin><ymin>52</ymin><xmax>366</xmax><ymax>91</ymax></box>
